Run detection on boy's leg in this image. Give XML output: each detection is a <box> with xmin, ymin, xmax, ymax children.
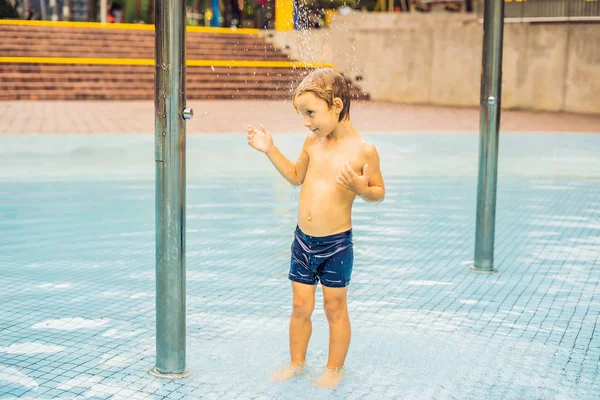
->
<box><xmin>289</xmin><ymin>281</ymin><xmax>316</xmax><ymax>364</ymax></box>
<box><xmin>313</xmin><ymin>285</ymin><xmax>350</xmax><ymax>388</ymax></box>
<box><xmin>321</xmin><ymin>285</ymin><xmax>350</xmax><ymax>368</ymax></box>
<box><xmin>271</xmin><ymin>281</ymin><xmax>316</xmax><ymax>381</ymax></box>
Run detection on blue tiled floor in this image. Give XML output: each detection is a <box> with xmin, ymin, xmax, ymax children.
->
<box><xmin>1</xmin><ymin>133</ymin><xmax>599</xmax><ymax>399</ymax></box>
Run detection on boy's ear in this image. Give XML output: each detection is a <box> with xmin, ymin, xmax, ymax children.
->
<box><xmin>332</xmin><ymin>97</ymin><xmax>344</xmax><ymax>114</ymax></box>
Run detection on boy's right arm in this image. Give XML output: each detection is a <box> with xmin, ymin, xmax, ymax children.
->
<box><xmin>266</xmin><ymin>143</ymin><xmax>310</xmax><ymax>186</ymax></box>
<box><xmin>248</xmin><ymin>125</ymin><xmax>311</xmax><ymax>186</ymax></box>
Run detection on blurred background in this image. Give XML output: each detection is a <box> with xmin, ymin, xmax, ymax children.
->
<box><xmin>2</xmin><ymin>0</ymin><xmax>599</xmax><ymax>28</ymax></box>
<box><xmin>0</xmin><ymin>0</ymin><xmax>599</xmax><ymax>114</ymax></box>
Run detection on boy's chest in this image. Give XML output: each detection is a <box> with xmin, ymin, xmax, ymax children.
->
<box><xmin>307</xmin><ymin>145</ymin><xmax>364</xmax><ymax>177</ymax></box>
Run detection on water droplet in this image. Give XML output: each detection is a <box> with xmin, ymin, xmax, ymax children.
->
<box><xmin>211</xmin><ymin>66</ymin><xmax>215</xmax><ymax>71</ymax></box>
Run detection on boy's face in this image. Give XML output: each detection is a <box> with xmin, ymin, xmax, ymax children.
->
<box><xmin>294</xmin><ymin>92</ymin><xmax>342</xmax><ymax>138</ymax></box>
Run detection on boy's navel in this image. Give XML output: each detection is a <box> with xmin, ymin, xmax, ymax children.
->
<box><xmin>307</xmin><ymin>215</ymin><xmax>312</xmax><ymax>221</ymax></box>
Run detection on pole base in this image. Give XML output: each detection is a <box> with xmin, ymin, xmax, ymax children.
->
<box><xmin>469</xmin><ymin>266</ymin><xmax>499</xmax><ymax>274</ymax></box>
<box><xmin>149</xmin><ymin>367</ymin><xmax>192</xmax><ymax>379</ymax></box>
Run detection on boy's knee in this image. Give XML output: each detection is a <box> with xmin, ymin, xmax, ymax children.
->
<box><xmin>292</xmin><ymin>299</ymin><xmax>314</xmax><ymax>319</ymax></box>
<box><xmin>323</xmin><ymin>298</ymin><xmax>347</xmax><ymax>323</ymax></box>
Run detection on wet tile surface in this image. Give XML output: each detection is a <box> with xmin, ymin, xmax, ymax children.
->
<box><xmin>1</xmin><ymin>133</ymin><xmax>599</xmax><ymax>399</ymax></box>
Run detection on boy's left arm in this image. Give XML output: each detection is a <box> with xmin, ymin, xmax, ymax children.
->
<box><xmin>358</xmin><ymin>144</ymin><xmax>385</xmax><ymax>203</ymax></box>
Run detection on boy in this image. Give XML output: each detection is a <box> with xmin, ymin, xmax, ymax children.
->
<box><xmin>247</xmin><ymin>68</ymin><xmax>385</xmax><ymax>388</ymax></box>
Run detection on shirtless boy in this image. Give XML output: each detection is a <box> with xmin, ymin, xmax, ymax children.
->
<box><xmin>247</xmin><ymin>68</ymin><xmax>385</xmax><ymax>388</ymax></box>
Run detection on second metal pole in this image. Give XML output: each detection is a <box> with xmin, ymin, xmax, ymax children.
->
<box><xmin>473</xmin><ymin>0</ymin><xmax>505</xmax><ymax>273</ymax></box>
<box><xmin>153</xmin><ymin>0</ymin><xmax>192</xmax><ymax>377</ymax></box>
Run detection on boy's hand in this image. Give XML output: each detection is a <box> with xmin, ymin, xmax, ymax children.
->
<box><xmin>336</xmin><ymin>162</ymin><xmax>369</xmax><ymax>195</ymax></box>
<box><xmin>247</xmin><ymin>124</ymin><xmax>273</xmax><ymax>154</ymax></box>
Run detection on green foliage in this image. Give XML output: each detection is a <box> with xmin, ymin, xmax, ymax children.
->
<box><xmin>0</xmin><ymin>0</ymin><xmax>20</xmax><ymax>19</ymax></box>
<box><xmin>122</xmin><ymin>0</ymin><xmax>151</xmax><ymax>23</ymax></box>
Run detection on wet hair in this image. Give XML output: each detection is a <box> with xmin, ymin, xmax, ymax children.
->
<box><xmin>292</xmin><ymin>68</ymin><xmax>351</xmax><ymax>122</ymax></box>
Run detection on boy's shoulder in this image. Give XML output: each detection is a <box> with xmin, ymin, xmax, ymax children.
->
<box><xmin>304</xmin><ymin>133</ymin><xmax>319</xmax><ymax>144</ymax></box>
<box><xmin>301</xmin><ymin>133</ymin><xmax>321</xmax><ymax>150</ymax></box>
<box><xmin>357</xmin><ymin>137</ymin><xmax>378</xmax><ymax>157</ymax></box>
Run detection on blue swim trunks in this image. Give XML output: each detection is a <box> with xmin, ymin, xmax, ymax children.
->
<box><xmin>289</xmin><ymin>225</ymin><xmax>354</xmax><ymax>288</ymax></box>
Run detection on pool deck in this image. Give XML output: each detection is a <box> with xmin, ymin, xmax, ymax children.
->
<box><xmin>0</xmin><ymin>100</ymin><xmax>598</xmax><ymax>134</ymax></box>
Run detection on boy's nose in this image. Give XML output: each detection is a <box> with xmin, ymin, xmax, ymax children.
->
<box><xmin>303</xmin><ymin>118</ymin><xmax>311</xmax><ymax>127</ymax></box>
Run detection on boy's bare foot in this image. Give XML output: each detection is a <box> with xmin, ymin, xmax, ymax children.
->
<box><xmin>312</xmin><ymin>367</ymin><xmax>344</xmax><ymax>388</ymax></box>
<box><xmin>270</xmin><ymin>363</ymin><xmax>305</xmax><ymax>382</ymax></box>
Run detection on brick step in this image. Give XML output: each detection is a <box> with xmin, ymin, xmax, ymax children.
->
<box><xmin>0</xmin><ymin>92</ymin><xmax>368</xmax><ymax>101</ymax></box>
<box><xmin>0</xmin><ymin>49</ymin><xmax>291</xmax><ymax>61</ymax></box>
<box><xmin>2</xmin><ymin>39</ymin><xmax>282</xmax><ymax>52</ymax></box>
<box><xmin>0</xmin><ymin>75</ymin><xmax>301</xmax><ymax>86</ymax></box>
<box><xmin>0</xmin><ymin>27</ymin><xmax>267</xmax><ymax>44</ymax></box>
<box><xmin>0</xmin><ymin>62</ymin><xmax>308</xmax><ymax>71</ymax></box>
<box><xmin>0</xmin><ymin>72</ymin><xmax>301</xmax><ymax>82</ymax></box>
<box><xmin>0</xmin><ymin>65</ymin><xmax>308</xmax><ymax>78</ymax></box>
<box><xmin>0</xmin><ymin>79</ymin><xmax>366</xmax><ymax>101</ymax></box>
<box><xmin>0</xmin><ymin>81</ymin><xmax>366</xmax><ymax>94</ymax></box>
<box><xmin>0</xmin><ymin>80</ymin><xmax>297</xmax><ymax>90</ymax></box>
<box><xmin>0</xmin><ymin>36</ymin><xmax>278</xmax><ymax>50</ymax></box>
<box><xmin>0</xmin><ymin>90</ymin><xmax>293</xmax><ymax>101</ymax></box>
<box><xmin>0</xmin><ymin>83</ymin><xmax>368</xmax><ymax>99</ymax></box>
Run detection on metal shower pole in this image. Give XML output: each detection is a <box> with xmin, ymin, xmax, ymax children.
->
<box><xmin>473</xmin><ymin>0</ymin><xmax>505</xmax><ymax>273</ymax></box>
<box><xmin>152</xmin><ymin>0</ymin><xmax>193</xmax><ymax>377</ymax></box>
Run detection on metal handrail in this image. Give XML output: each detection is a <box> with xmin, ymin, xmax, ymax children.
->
<box><xmin>478</xmin><ymin>0</ymin><xmax>600</xmax><ymax>21</ymax></box>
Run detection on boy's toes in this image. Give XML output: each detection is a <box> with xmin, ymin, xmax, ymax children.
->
<box><xmin>270</xmin><ymin>363</ymin><xmax>304</xmax><ymax>382</ymax></box>
<box><xmin>312</xmin><ymin>367</ymin><xmax>343</xmax><ymax>388</ymax></box>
